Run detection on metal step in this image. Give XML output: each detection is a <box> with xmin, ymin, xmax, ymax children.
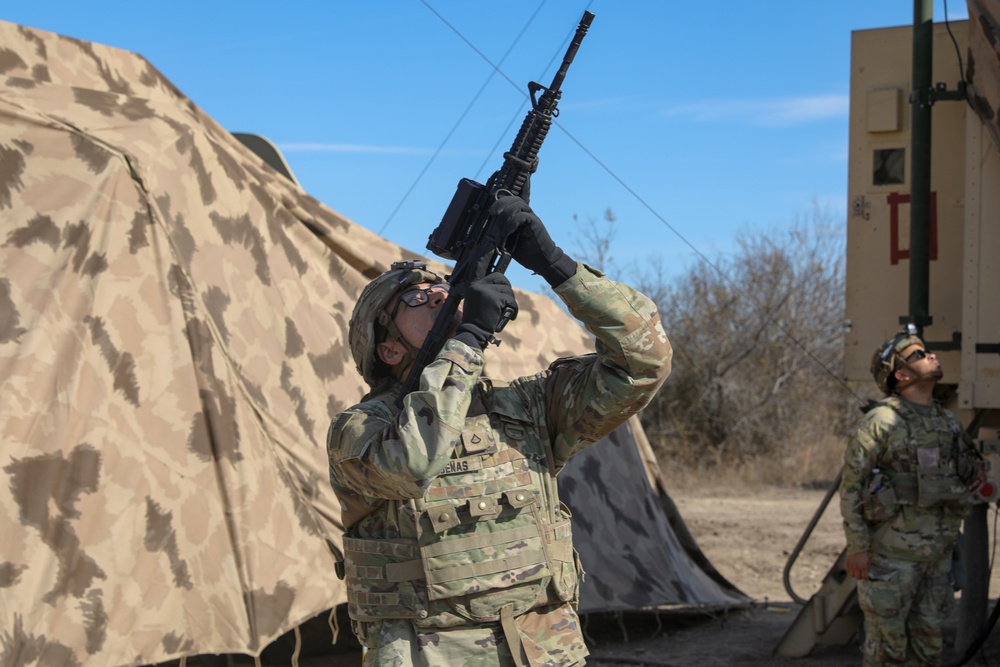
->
<box><xmin>774</xmin><ymin>548</ymin><xmax>864</xmax><ymax>657</ymax></box>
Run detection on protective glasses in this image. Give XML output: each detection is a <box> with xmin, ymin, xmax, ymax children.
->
<box><xmin>904</xmin><ymin>348</ymin><xmax>929</xmax><ymax>363</ymax></box>
<box><xmin>389</xmin><ymin>284</ymin><xmax>449</xmax><ymax>320</ymax></box>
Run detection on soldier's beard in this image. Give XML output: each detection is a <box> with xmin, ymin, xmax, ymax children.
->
<box><xmin>894</xmin><ymin>365</ymin><xmax>944</xmax><ymax>392</ymax></box>
<box><xmin>909</xmin><ymin>368</ymin><xmax>944</xmax><ymax>385</ymax></box>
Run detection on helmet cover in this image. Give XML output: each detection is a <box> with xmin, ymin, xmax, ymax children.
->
<box><xmin>870</xmin><ymin>325</ymin><xmax>925</xmax><ymax>394</ymax></box>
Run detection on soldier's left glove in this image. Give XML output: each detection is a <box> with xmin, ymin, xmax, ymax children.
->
<box><xmin>454</xmin><ymin>272</ymin><xmax>518</xmax><ymax>350</ymax></box>
<box><xmin>490</xmin><ymin>195</ymin><xmax>577</xmax><ymax>286</ymax></box>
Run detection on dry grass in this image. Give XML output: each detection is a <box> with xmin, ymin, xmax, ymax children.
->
<box><xmin>656</xmin><ymin>433</ymin><xmax>847</xmax><ymax>495</ymax></box>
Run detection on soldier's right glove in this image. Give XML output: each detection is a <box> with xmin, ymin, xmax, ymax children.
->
<box><xmin>490</xmin><ymin>195</ymin><xmax>576</xmax><ymax>286</ymax></box>
<box><xmin>454</xmin><ymin>272</ymin><xmax>518</xmax><ymax>350</ymax></box>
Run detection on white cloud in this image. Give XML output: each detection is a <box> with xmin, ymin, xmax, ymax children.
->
<box><xmin>662</xmin><ymin>94</ymin><xmax>849</xmax><ymax>126</ymax></box>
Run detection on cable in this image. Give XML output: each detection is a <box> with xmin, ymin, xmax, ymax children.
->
<box><xmin>414</xmin><ymin>0</ymin><xmax>596</xmax><ymax>185</ymax></box>
<box><xmin>943</xmin><ymin>9</ymin><xmax>997</xmax><ymax>662</ymax></box>
<box><xmin>416</xmin><ymin>4</ymin><xmax>997</xmax><ymax>659</ymax></box>
<box><xmin>553</xmin><ymin>117</ymin><xmax>865</xmax><ymax>405</ymax></box>
<box><xmin>415</xmin><ymin>1</ymin><xmax>866</xmax><ymax>407</ymax></box>
<box><xmin>942</xmin><ymin>0</ymin><xmax>981</xmax><ymax>116</ymax></box>
<box><xmin>948</xmin><ymin>501</ymin><xmax>1000</xmax><ymax>667</ymax></box>
<box><xmin>941</xmin><ymin>0</ymin><xmax>976</xmax><ymax>112</ymax></box>
<box><xmin>472</xmin><ymin>2</ymin><xmax>595</xmax><ymax>182</ymax></box>
<box><xmin>943</xmin><ymin>0</ymin><xmax>966</xmax><ymax>75</ymax></box>
<box><xmin>989</xmin><ymin>502</ymin><xmax>999</xmax><ymax>575</ymax></box>
<box><xmin>377</xmin><ymin>0</ymin><xmax>549</xmax><ymax>235</ymax></box>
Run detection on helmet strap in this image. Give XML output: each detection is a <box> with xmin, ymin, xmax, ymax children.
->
<box><xmin>378</xmin><ymin>311</ymin><xmax>421</xmax><ymax>379</ymax></box>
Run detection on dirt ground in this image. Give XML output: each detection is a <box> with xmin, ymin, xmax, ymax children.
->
<box><xmin>671</xmin><ymin>485</ymin><xmax>846</xmax><ymax>605</ymax></box>
<box><xmin>585</xmin><ymin>484</ymin><xmax>1000</xmax><ymax>667</ymax></box>
<box><xmin>208</xmin><ymin>485</ymin><xmax>1000</xmax><ymax>667</ymax></box>
<box><xmin>585</xmin><ymin>485</ymin><xmax>859</xmax><ymax>667</ymax></box>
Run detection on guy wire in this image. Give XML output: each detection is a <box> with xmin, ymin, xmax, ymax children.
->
<box><xmin>417</xmin><ymin>0</ymin><xmax>866</xmax><ymax>407</ymax></box>
<box><xmin>377</xmin><ymin>0</ymin><xmax>549</xmax><ymax>236</ymax></box>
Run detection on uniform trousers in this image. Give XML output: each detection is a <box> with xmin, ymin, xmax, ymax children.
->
<box><xmin>856</xmin><ymin>553</ymin><xmax>954</xmax><ymax>667</ymax></box>
<box><xmin>355</xmin><ymin>601</ymin><xmax>588</xmax><ymax>667</ymax></box>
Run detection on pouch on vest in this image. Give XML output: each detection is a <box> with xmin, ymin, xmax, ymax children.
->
<box><xmin>913</xmin><ymin>446</ymin><xmax>966</xmax><ymax>505</ymax></box>
<box><xmin>419</xmin><ymin>510</ymin><xmax>552</xmax><ymax>602</ymax></box>
<box><xmin>341</xmin><ymin>536</ymin><xmax>426</xmax><ymax>621</ymax></box>
<box><xmin>917</xmin><ymin>466</ymin><xmax>968</xmax><ymax>506</ymax></box>
<box><xmin>548</xmin><ymin>504</ymin><xmax>583</xmax><ymax>605</ymax></box>
<box><xmin>416</xmin><ymin>420</ymin><xmax>552</xmax><ymax>603</ymax></box>
<box><xmin>863</xmin><ymin>470</ymin><xmax>898</xmax><ymax>523</ymax></box>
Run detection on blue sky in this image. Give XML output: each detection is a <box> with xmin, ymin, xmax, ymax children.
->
<box><xmin>3</xmin><ymin>1</ymin><xmax>970</xmax><ymax>290</ymax></box>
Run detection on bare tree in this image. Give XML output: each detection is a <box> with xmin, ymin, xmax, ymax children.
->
<box><xmin>633</xmin><ymin>205</ymin><xmax>851</xmax><ymax>472</ymax></box>
<box><xmin>570</xmin><ymin>208</ymin><xmax>617</xmax><ymax>273</ymax></box>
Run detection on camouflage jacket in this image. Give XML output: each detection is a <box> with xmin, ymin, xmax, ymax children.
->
<box><xmin>326</xmin><ymin>263</ymin><xmax>671</xmax><ymax>629</ymax></box>
<box><xmin>839</xmin><ymin>395</ymin><xmax>976</xmax><ymax>561</ymax></box>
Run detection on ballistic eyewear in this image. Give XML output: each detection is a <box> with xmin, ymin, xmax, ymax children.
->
<box><xmin>389</xmin><ymin>284</ymin><xmax>450</xmax><ymax>320</ymax></box>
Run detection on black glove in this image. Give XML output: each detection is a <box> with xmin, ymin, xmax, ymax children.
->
<box><xmin>489</xmin><ymin>195</ymin><xmax>576</xmax><ymax>286</ymax></box>
<box><xmin>454</xmin><ymin>272</ymin><xmax>518</xmax><ymax>349</ymax></box>
<box><xmin>520</xmin><ymin>171</ymin><xmax>531</xmax><ymax>205</ymax></box>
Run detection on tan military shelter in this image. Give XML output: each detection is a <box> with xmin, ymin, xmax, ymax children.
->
<box><xmin>968</xmin><ymin>0</ymin><xmax>1000</xmax><ymax>153</ymax></box>
<box><xmin>0</xmin><ymin>20</ymin><xmax>743</xmax><ymax>667</ymax></box>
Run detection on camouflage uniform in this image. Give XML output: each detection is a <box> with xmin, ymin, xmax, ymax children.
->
<box><xmin>327</xmin><ymin>263</ymin><xmax>671</xmax><ymax>667</ymax></box>
<box><xmin>840</xmin><ymin>396</ymin><xmax>978</xmax><ymax>666</ymax></box>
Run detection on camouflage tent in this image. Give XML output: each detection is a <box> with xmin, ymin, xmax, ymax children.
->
<box><xmin>0</xmin><ymin>20</ymin><xmax>742</xmax><ymax>667</ymax></box>
<box><xmin>562</xmin><ymin>418</ymin><xmax>745</xmax><ymax>613</ymax></box>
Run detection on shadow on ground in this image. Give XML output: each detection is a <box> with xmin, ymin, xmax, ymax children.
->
<box><xmin>152</xmin><ymin>600</ymin><xmax>1000</xmax><ymax>667</ymax></box>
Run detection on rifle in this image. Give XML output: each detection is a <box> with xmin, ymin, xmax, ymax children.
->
<box><xmin>395</xmin><ymin>10</ymin><xmax>595</xmax><ymax>406</ymax></box>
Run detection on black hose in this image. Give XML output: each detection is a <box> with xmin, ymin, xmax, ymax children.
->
<box><xmin>781</xmin><ymin>471</ymin><xmax>843</xmax><ymax>605</ymax></box>
<box><xmin>947</xmin><ymin>594</ymin><xmax>1000</xmax><ymax>667</ymax></box>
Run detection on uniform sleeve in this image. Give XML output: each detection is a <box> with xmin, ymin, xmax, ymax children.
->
<box><xmin>542</xmin><ymin>263</ymin><xmax>672</xmax><ymax>467</ymax></box>
<box><xmin>327</xmin><ymin>339</ymin><xmax>484</xmax><ymax>504</ymax></box>
<box><xmin>839</xmin><ymin>408</ymin><xmax>892</xmax><ymax>555</ymax></box>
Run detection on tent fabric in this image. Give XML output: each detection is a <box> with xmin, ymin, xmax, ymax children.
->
<box><xmin>0</xmin><ymin>20</ymin><xmax>359</xmax><ymax>666</ymax></box>
<box><xmin>0</xmin><ymin>20</ymin><xmax>743</xmax><ymax>667</ymax></box>
<box><xmin>967</xmin><ymin>0</ymin><xmax>1000</xmax><ymax>152</ymax></box>
<box><xmin>561</xmin><ymin>418</ymin><xmax>746</xmax><ymax>613</ymax></box>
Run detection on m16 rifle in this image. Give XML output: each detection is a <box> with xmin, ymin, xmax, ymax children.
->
<box><xmin>396</xmin><ymin>10</ymin><xmax>595</xmax><ymax>405</ymax></box>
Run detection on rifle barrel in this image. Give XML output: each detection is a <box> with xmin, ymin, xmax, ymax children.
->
<box><xmin>546</xmin><ymin>11</ymin><xmax>595</xmax><ymax>101</ymax></box>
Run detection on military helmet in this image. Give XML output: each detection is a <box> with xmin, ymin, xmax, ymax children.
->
<box><xmin>349</xmin><ymin>260</ymin><xmax>444</xmax><ymax>387</ymax></box>
<box><xmin>870</xmin><ymin>323</ymin><xmax>925</xmax><ymax>394</ymax></box>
